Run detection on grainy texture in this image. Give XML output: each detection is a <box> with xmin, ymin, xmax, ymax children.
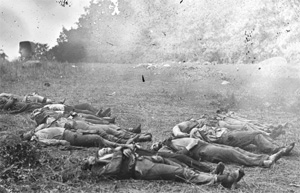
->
<box><xmin>0</xmin><ymin>61</ymin><xmax>299</xmax><ymax>192</ymax></box>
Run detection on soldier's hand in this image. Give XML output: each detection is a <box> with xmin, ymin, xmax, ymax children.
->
<box><xmin>151</xmin><ymin>155</ymin><xmax>164</xmax><ymax>163</ymax></box>
<box><xmin>126</xmin><ymin>144</ymin><xmax>135</xmax><ymax>150</ymax></box>
<box><xmin>115</xmin><ymin>146</ymin><xmax>122</xmax><ymax>151</ymax></box>
<box><xmin>60</xmin><ymin>140</ymin><xmax>70</xmax><ymax>146</ymax></box>
<box><xmin>123</xmin><ymin>149</ymin><xmax>132</xmax><ymax>157</ymax></box>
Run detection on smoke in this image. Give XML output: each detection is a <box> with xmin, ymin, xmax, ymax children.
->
<box><xmin>1</xmin><ymin>0</ymin><xmax>90</xmax><ymax>60</ymax></box>
<box><xmin>233</xmin><ymin>57</ymin><xmax>300</xmax><ymax>110</ymax></box>
<box><xmin>81</xmin><ymin>0</ymin><xmax>265</xmax><ymax>63</ymax></box>
<box><xmin>0</xmin><ymin>7</ymin><xmax>30</xmax><ymax>59</ymax></box>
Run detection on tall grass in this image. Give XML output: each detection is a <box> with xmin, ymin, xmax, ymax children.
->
<box><xmin>0</xmin><ymin>60</ymin><xmax>79</xmax><ymax>82</ymax></box>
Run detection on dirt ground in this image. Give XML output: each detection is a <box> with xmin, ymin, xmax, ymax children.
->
<box><xmin>0</xmin><ymin>62</ymin><xmax>299</xmax><ymax>192</ymax></box>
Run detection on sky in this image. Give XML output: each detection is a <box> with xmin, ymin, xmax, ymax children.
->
<box><xmin>0</xmin><ymin>0</ymin><xmax>91</xmax><ymax>60</ymax></box>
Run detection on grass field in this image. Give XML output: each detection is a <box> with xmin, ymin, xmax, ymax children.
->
<box><xmin>0</xmin><ymin>61</ymin><xmax>299</xmax><ymax>192</ymax></box>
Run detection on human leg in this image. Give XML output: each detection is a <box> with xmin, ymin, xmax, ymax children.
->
<box><xmin>93</xmin><ymin>130</ymin><xmax>128</xmax><ymax>144</ymax></box>
<box><xmin>134</xmin><ymin>156</ymin><xmax>216</xmax><ymax>184</ymax></box>
<box><xmin>253</xmin><ymin>133</ymin><xmax>282</xmax><ymax>153</ymax></box>
<box><xmin>89</xmin><ymin>125</ymin><xmax>135</xmax><ymax>139</ymax></box>
<box><xmin>73</xmin><ymin>103</ymin><xmax>98</xmax><ymax>113</ymax></box>
<box><xmin>125</xmin><ymin>124</ymin><xmax>142</xmax><ymax>134</ymax></box>
<box><xmin>220</xmin><ymin>131</ymin><xmax>281</xmax><ymax>154</ymax></box>
<box><xmin>81</xmin><ymin>117</ymin><xmax>110</xmax><ymax>124</ymax></box>
<box><xmin>135</xmin><ymin>156</ymin><xmax>244</xmax><ymax>188</ymax></box>
<box><xmin>62</xmin><ymin>130</ymin><xmax>126</xmax><ymax>147</ymax></box>
<box><xmin>79</xmin><ymin>114</ymin><xmax>115</xmax><ymax>124</ymax></box>
<box><xmin>157</xmin><ymin>152</ymin><xmax>213</xmax><ymax>173</ymax></box>
<box><xmin>219</xmin><ymin>131</ymin><xmax>259</xmax><ymax>148</ymax></box>
<box><xmin>97</xmin><ymin>108</ymin><xmax>111</xmax><ymax>117</ymax></box>
<box><xmin>191</xmin><ymin>143</ymin><xmax>269</xmax><ymax>167</ymax></box>
<box><xmin>90</xmin><ymin>124</ymin><xmax>151</xmax><ymax>142</ymax></box>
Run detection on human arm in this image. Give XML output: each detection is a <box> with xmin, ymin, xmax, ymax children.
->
<box><xmin>43</xmin><ymin>104</ymin><xmax>65</xmax><ymax>111</ymax></box>
<box><xmin>218</xmin><ymin>120</ymin><xmax>245</xmax><ymax>130</ymax></box>
<box><xmin>100</xmin><ymin>136</ymin><xmax>135</xmax><ymax>149</ymax></box>
<box><xmin>36</xmin><ymin>138</ymin><xmax>70</xmax><ymax>146</ymax></box>
<box><xmin>185</xmin><ymin>138</ymin><xmax>200</xmax><ymax>151</ymax></box>
<box><xmin>77</xmin><ymin>129</ymin><xmax>99</xmax><ymax>134</ymax></box>
<box><xmin>172</xmin><ymin>123</ymin><xmax>190</xmax><ymax>138</ymax></box>
<box><xmin>173</xmin><ymin>138</ymin><xmax>199</xmax><ymax>156</ymax></box>
<box><xmin>189</xmin><ymin>126</ymin><xmax>210</xmax><ymax>142</ymax></box>
<box><xmin>97</xmin><ymin>147</ymin><xmax>124</xmax><ymax>176</ymax></box>
<box><xmin>32</xmin><ymin>127</ymin><xmax>67</xmax><ymax>145</ymax></box>
<box><xmin>0</xmin><ymin>93</ymin><xmax>11</xmax><ymax>98</ymax></box>
<box><xmin>190</xmin><ymin>127</ymin><xmax>199</xmax><ymax>138</ymax></box>
<box><xmin>35</xmin><ymin>123</ymin><xmax>48</xmax><ymax>132</ymax></box>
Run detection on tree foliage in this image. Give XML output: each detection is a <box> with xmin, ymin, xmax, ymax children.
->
<box><xmin>49</xmin><ymin>27</ymin><xmax>87</xmax><ymax>63</ymax></box>
<box><xmin>51</xmin><ymin>0</ymin><xmax>300</xmax><ymax>64</ymax></box>
<box><xmin>35</xmin><ymin>43</ymin><xmax>50</xmax><ymax>60</ymax></box>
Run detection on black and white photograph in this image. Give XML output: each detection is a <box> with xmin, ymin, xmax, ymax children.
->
<box><xmin>0</xmin><ymin>0</ymin><xmax>299</xmax><ymax>192</ymax></box>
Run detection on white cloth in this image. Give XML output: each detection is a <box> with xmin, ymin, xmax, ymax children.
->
<box><xmin>44</xmin><ymin>104</ymin><xmax>65</xmax><ymax>111</ymax></box>
<box><xmin>33</xmin><ymin>127</ymin><xmax>65</xmax><ymax>140</ymax></box>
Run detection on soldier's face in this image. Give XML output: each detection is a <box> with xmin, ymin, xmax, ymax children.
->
<box><xmin>151</xmin><ymin>142</ymin><xmax>162</xmax><ymax>151</ymax></box>
<box><xmin>98</xmin><ymin>147</ymin><xmax>113</xmax><ymax>157</ymax></box>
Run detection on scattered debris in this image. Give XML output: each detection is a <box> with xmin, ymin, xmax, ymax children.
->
<box><xmin>182</xmin><ymin>66</ymin><xmax>198</xmax><ymax>70</ymax></box>
<box><xmin>133</xmin><ymin>63</ymin><xmax>171</xmax><ymax>69</ymax></box>
<box><xmin>44</xmin><ymin>82</ymin><xmax>50</xmax><ymax>87</ymax></box>
<box><xmin>289</xmin><ymin>183</ymin><xmax>300</xmax><ymax>188</ymax></box>
<box><xmin>221</xmin><ymin>80</ymin><xmax>230</xmax><ymax>85</ymax></box>
<box><xmin>264</xmin><ymin>102</ymin><xmax>271</xmax><ymax>108</ymax></box>
<box><xmin>107</xmin><ymin>92</ymin><xmax>116</xmax><ymax>96</ymax></box>
<box><xmin>133</xmin><ymin>63</ymin><xmax>157</xmax><ymax>69</ymax></box>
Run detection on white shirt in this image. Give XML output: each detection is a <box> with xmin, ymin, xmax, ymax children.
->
<box><xmin>44</xmin><ymin>104</ymin><xmax>65</xmax><ymax>111</ymax></box>
<box><xmin>33</xmin><ymin>127</ymin><xmax>65</xmax><ymax>140</ymax></box>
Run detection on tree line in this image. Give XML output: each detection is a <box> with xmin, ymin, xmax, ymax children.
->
<box><xmin>39</xmin><ymin>0</ymin><xmax>300</xmax><ymax>64</ymax></box>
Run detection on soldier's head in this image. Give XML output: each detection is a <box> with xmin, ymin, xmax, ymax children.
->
<box><xmin>97</xmin><ymin>147</ymin><xmax>113</xmax><ymax>157</ymax></box>
<box><xmin>81</xmin><ymin>156</ymin><xmax>97</xmax><ymax>171</ymax></box>
<box><xmin>150</xmin><ymin>141</ymin><xmax>163</xmax><ymax>151</ymax></box>
<box><xmin>20</xmin><ymin>130</ymin><xmax>34</xmax><ymax>141</ymax></box>
<box><xmin>81</xmin><ymin>148</ymin><xmax>114</xmax><ymax>171</ymax></box>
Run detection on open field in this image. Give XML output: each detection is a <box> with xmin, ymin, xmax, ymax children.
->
<box><xmin>0</xmin><ymin>61</ymin><xmax>300</xmax><ymax>192</ymax></box>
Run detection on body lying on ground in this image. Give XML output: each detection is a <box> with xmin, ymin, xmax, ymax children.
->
<box><xmin>0</xmin><ymin>92</ymin><xmax>63</xmax><ymax>114</ymax></box>
<box><xmin>173</xmin><ymin>118</ymin><xmax>294</xmax><ymax>154</ymax></box>
<box><xmin>82</xmin><ymin>145</ymin><xmax>245</xmax><ymax>189</ymax></box>
<box><xmin>33</xmin><ymin>115</ymin><xmax>152</xmax><ymax>143</ymax></box>
<box><xmin>43</xmin><ymin>103</ymin><xmax>111</xmax><ymax>117</ymax></box>
<box><xmin>216</xmin><ymin>110</ymin><xmax>287</xmax><ymax>138</ymax></box>
<box><xmin>151</xmin><ymin>137</ymin><xmax>294</xmax><ymax>168</ymax></box>
<box><xmin>21</xmin><ymin>126</ymin><xmax>138</xmax><ymax>148</ymax></box>
<box><xmin>119</xmin><ymin>145</ymin><xmax>224</xmax><ymax>174</ymax></box>
<box><xmin>31</xmin><ymin>108</ymin><xmax>115</xmax><ymax>125</ymax></box>
<box><xmin>0</xmin><ymin>92</ymin><xmax>53</xmax><ymax>104</ymax></box>
<box><xmin>0</xmin><ymin>95</ymin><xmax>44</xmax><ymax>113</ymax></box>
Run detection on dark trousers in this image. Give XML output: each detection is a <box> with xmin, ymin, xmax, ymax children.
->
<box><xmin>63</xmin><ymin>130</ymin><xmax>120</xmax><ymax>148</ymax></box>
<box><xmin>219</xmin><ymin>131</ymin><xmax>281</xmax><ymax>154</ymax></box>
<box><xmin>191</xmin><ymin>140</ymin><xmax>268</xmax><ymax>166</ymax></box>
<box><xmin>135</xmin><ymin>148</ymin><xmax>212</xmax><ymax>173</ymax></box>
<box><xmin>157</xmin><ymin>152</ymin><xmax>212</xmax><ymax>173</ymax></box>
<box><xmin>134</xmin><ymin>156</ymin><xmax>215</xmax><ymax>185</ymax></box>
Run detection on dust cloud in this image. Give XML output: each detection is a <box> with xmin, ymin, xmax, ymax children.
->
<box><xmin>230</xmin><ymin>57</ymin><xmax>300</xmax><ymax>111</ymax></box>
<box><xmin>81</xmin><ymin>0</ymin><xmax>257</xmax><ymax>63</ymax></box>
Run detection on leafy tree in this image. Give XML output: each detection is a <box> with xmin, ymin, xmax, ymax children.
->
<box><xmin>51</xmin><ymin>0</ymin><xmax>300</xmax><ymax>64</ymax></box>
<box><xmin>50</xmin><ymin>27</ymin><xmax>87</xmax><ymax>63</ymax></box>
<box><xmin>34</xmin><ymin>43</ymin><xmax>49</xmax><ymax>60</ymax></box>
